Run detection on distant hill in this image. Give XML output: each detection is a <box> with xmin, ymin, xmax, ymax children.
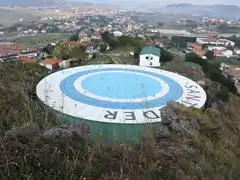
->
<box><xmin>165</xmin><ymin>4</ymin><xmax>240</xmax><ymax>19</ymax></box>
<box><xmin>0</xmin><ymin>0</ymin><xmax>64</xmax><ymax>6</ymax></box>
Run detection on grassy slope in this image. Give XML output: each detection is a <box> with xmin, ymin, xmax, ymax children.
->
<box><xmin>0</xmin><ymin>62</ymin><xmax>49</xmax><ymax>133</ymax></box>
<box><xmin>1</xmin><ymin>61</ymin><xmax>240</xmax><ymax>179</ymax></box>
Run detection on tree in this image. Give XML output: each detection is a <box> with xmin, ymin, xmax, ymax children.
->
<box><xmin>171</xmin><ymin>36</ymin><xmax>187</xmax><ymax>48</ymax></box>
<box><xmin>157</xmin><ymin>22</ymin><xmax>164</xmax><ymax>27</ymax></box>
<box><xmin>89</xmin><ymin>28</ymin><xmax>94</xmax><ymax>34</ymax></box>
<box><xmin>78</xmin><ymin>45</ymin><xmax>86</xmax><ymax>52</ymax></box>
<box><xmin>201</xmin><ymin>44</ymin><xmax>208</xmax><ymax>50</ymax></box>
<box><xmin>185</xmin><ymin>53</ymin><xmax>237</xmax><ymax>94</ymax></box>
<box><xmin>160</xmin><ymin>48</ymin><xmax>173</xmax><ymax>63</ymax></box>
<box><xmin>204</xmin><ymin>50</ymin><xmax>215</xmax><ymax>60</ymax></box>
<box><xmin>109</xmin><ymin>39</ymin><xmax>117</xmax><ymax>49</ymax></box>
<box><xmin>99</xmin><ymin>44</ymin><xmax>108</xmax><ymax>53</ymax></box>
<box><xmin>69</xmin><ymin>47</ymin><xmax>87</xmax><ymax>60</ymax></box>
<box><xmin>118</xmin><ymin>36</ymin><xmax>134</xmax><ymax>46</ymax></box>
<box><xmin>226</xmin><ymin>44</ymin><xmax>234</xmax><ymax>51</ymax></box>
<box><xmin>92</xmin><ymin>53</ymin><xmax>96</xmax><ymax>59</ymax></box>
<box><xmin>51</xmin><ymin>25</ymin><xmax>60</xmax><ymax>33</ymax></box>
<box><xmin>70</xmin><ymin>33</ymin><xmax>79</xmax><ymax>41</ymax></box>
<box><xmin>41</xmin><ymin>44</ymin><xmax>55</xmax><ymax>55</ymax></box>
<box><xmin>101</xmin><ymin>31</ymin><xmax>111</xmax><ymax>43</ymax></box>
<box><xmin>134</xmin><ymin>46</ymin><xmax>142</xmax><ymax>59</ymax></box>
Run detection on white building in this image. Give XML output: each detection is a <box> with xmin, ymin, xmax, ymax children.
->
<box><xmin>113</xmin><ymin>31</ymin><xmax>123</xmax><ymax>37</ymax></box>
<box><xmin>208</xmin><ymin>46</ymin><xmax>226</xmax><ymax>51</ymax></box>
<box><xmin>39</xmin><ymin>59</ymin><xmax>62</xmax><ymax>70</ymax></box>
<box><xmin>222</xmin><ymin>50</ymin><xmax>233</xmax><ymax>58</ymax></box>
<box><xmin>196</xmin><ymin>38</ymin><xmax>235</xmax><ymax>47</ymax></box>
<box><xmin>139</xmin><ymin>46</ymin><xmax>161</xmax><ymax>67</ymax></box>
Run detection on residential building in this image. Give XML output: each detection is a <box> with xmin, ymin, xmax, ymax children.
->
<box><xmin>127</xmin><ymin>22</ymin><xmax>133</xmax><ymax>32</ymax></box>
<box><xmin>196</xmin><ymin>38</ymin><xmax>235</xmax><ymax>47</ymax></box>
<box><xmin>222</xmin><ymin>50</ymin><xmax>233</xmax><ymax>57</ymax></box>
<box><xmin>18</xmin><ymin>56</ymin><xmax>36</xmax><ymax>63</ymax></box>
<box><xmin>86</xmin><ymin>46</ymin><xmax>99</xmax><ymax>53</ymax></box>
<box><xmin>113</xmin><ymin>31</ymin><xmax>123</xmax><ymax>37</ymax></box>
<box><xmin>91</xmin><ymin>34</ymin><xmax>101</xmax><ymax>40</ymax></box>
<box><xmin>214</xmin><ymin>50</ymin><xmax>225</xmax><ymax>57</ymax></box>
<box><xmin>139</xmin><ymin>46</ymin><xmax>161</xmax><ymax>67</ymax></box>
<box><xmin>19</xmin><ymin>51</ymin><xmax>38</xmax><ymax>58</ymax></box>
<box><xmin>39</xmin><ymin>58</ymin><xmax>62</xmax><ymax>70</ymax></box>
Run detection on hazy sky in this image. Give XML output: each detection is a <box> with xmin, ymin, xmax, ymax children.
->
<box><xmin>165</xmin><ymin>0</ymin><xmax>240</xmax><ymax>5</ymax></box>
<box><xmin>75</xmin><ymin>0</ymin><xmax>240</xmax><ymax>6</ymax></box>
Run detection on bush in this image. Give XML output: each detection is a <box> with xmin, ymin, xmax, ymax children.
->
<box><xmin>204</xmin><ymin>50</ymin><xmax>215</xmax><ymax>60</ymax></box>
<box><xmin>70</xmin><ymin>33</ymin><xmax>79</xmax><ymax>41</ymax></box>
<box><xmin>216</xmin><ymin>86</ymin><xmax>230</xmax><ymax>102</ymax></box>
<box><xmin>185</xmin><ymin>53</ymin><xmax>237</xmax><ymax>94</ymax></box>
<box><xmin>160</xmin><ymin>48</ymin><xmax>173</xmax><ymax>63</ymax></box>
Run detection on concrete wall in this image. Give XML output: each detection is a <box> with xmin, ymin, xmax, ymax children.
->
<box><xmin>139</xmin><ymin>54</ymin><xmax>160</xmax><ymax>67</ymax></box>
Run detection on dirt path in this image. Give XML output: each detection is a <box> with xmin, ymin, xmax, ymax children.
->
<box><xmin>104</xmin><ymin>54</ymin><xmax>123</xmax><ymax>64</ymax></box>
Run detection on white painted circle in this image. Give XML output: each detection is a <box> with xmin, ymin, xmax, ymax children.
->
<box><xmin>36</xmin><ymin>64</ymin><xmax>207</xmax><ymax>124</ymax></box>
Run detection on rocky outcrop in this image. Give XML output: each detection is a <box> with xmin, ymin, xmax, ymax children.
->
<box><xmin>41</xmin><ymin>124</ymin><xmax>90</xmax><ymax>139</ymax></box>
<box><xmin>160</xmin><ymin>101</ymin><xmax>200</xmax><ymax>137</ymax></box>
<box><xmin>4</xmin><ymin>123</ymin><xmax>40</xmax><ymax>139</ymax></box>
<box><xmin>4</xmin><ymin>123</ymin><xmax>90</xmax><ymax>141</ymax></box>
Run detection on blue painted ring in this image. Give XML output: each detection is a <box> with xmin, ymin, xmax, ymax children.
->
<box><xmin>60</xmin><ymin>68</ymin><xmax>183</xmax><ymax>109</ymax></box>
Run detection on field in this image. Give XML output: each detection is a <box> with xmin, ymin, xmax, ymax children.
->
<box><xmin>28</xmin><ymin>10</ymin><xmax>74</xmax><ymax>18</ymax></box>
<box><xmin>11</xmin><ymin>33</ymin><xmax>71</xmax><ymax>47</ymax></box>
<box><xmin>0</xmin><ymin>9</ymin><xmax>38</xmax><ymax>25</ymax></box>
<box><xmin>0</xmin><ymin>8</ymin><xmax>74</xmax><ymax>26</ymax></box>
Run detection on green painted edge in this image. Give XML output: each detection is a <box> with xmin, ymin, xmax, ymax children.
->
<box><xmin>51</xmin><ymin>109</ymin><xmax>162</xmax><ymax>144</ymax></box>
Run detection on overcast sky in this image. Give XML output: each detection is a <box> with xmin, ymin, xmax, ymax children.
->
<box><xmin>75</xmin><ymin>0</ymin><xmax>240</xmax><ymax>6</ymax></box>
<box><xmin>165</xmin><ymin>0</ymin><xmax>239</xmax><ymax>5</ymax></box>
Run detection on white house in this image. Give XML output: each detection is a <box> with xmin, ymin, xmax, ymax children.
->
<box><xmin>139</xmin><ymin>46</ymin><xmax>161</xmax><ymax>67</ymax></box>
<box><xmin>113</xmin><ymin>31</ymin><xmax>123</xmax><ymax>37</ymax></box>
<box><xmin>222</xmin><ymin>50</ymin><xmax>233</xmax><ymax>58</ymax></box>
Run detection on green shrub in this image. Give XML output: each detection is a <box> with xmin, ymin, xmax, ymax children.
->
<box><xmin>185</xmin><ymin>53</ymin><xmax>237</xmax><ymax>94</ymax></box>
<box><xmin>216</xmin><ymin>86</ymin><xmax>230</xmax><ymax>102</ymax></box>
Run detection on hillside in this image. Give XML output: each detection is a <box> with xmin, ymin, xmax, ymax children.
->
<box><xmin>1</xmin><ymin>61</ymin><xmax>240</xmax><ymax>179</ymax></box>
<box><xmin>164</xmin><ymin>4</ymin><xmax>240</xmax><ymax>19</ymax></box>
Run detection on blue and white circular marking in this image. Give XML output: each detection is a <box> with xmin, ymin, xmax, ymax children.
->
<box><xmin>36</xmin><ymin>64</ymin><xmax>207</xmax><ymax>124</ymax></box>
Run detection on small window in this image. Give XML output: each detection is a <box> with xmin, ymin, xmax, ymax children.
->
<box><xmin>146</xmin><ymin>56</ymin><xmax>148</xmax><ymax>59</ymax></box>
<box><xmin>150</xmin><ymin>62</ymin><xmax>153</xmax><ymax>66</ymax></box>
<box><xmin>150</xmin><ymin>57</ymin><xmax>153</xmax><ymax>60</ymax></box>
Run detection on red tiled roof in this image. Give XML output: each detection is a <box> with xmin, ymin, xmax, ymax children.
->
<box><xmin>214</xmin><ymin>50</ymin><xmax>224</xmax><ymax>56</ymax></box>
<box><xmin>41</xmin><ymin>58</ymin><xmax>62</xmax><ymax>65</ymax></box>
<box><xmin>92</xmin><ymin>34</ymin><xmax>101</xmax><ymax>38</ymax></box>
<box><xmin>18</xmin><ymin>56</ymin><xmax>36</xmax><ymax>63</ymax></box>
<box><xmin>192</xmin><ymin>43</ymin><xmax>202</xmax><ymax>49</ymax></box>
<box><xmin>199</xmin><ymin>38</ymin><xmax>230</xmax><ymax>43</ymax></box>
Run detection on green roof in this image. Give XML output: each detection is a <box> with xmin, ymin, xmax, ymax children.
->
<box><xmin>140</xmin><ymin>46</ymin><xmax>161</xmax><ymax>57</ymax></box>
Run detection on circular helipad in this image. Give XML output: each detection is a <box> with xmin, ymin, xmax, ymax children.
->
<box><xmin>36</xmin><ymin>64</ymin><xmax>206</xmax><ymax>124</ymax></box>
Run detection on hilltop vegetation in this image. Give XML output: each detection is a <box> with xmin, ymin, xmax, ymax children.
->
<box><xmin>1</xmin><ymin>60</ymin><xmax>240</xmax><ymax>179</ymax></box>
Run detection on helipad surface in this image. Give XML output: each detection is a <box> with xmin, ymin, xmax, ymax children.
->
<box><xmin>36</xmin><ymin>64</ymin><xmax>207</xmax><ymax>124</ymax></box>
